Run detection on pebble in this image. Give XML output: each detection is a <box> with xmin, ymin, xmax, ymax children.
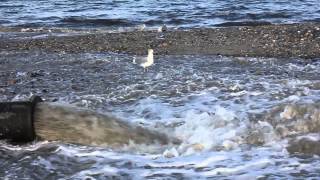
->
<box><xmin>1</xmin><ymin>23</ymin><xmax>319</xmax><ymax>58</ymax></box>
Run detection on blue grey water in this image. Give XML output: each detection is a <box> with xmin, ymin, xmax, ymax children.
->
<box><xmin>1</xmin><ymin>1</ymin><xmax>320</xmax><ymax>179</ymax></box>
<box><xmin>0</xmin><ymin>0</ymin><xmax>320</xmax><ymax>28</ymax></box>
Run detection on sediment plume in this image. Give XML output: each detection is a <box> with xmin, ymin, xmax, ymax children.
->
<box><xmin>263</xmin><ymin>103</ymin><xmax>320</xmax><ymax>138</ymax></box>
<box><xmin>287</xmin><ymin>137</ymin><xmax>320</xmax><ymax>155</ymax></box>
<box><xmin>34</xmin><ymin>102</ymin><xmax>174</xmax><ymax>147</ymax></box>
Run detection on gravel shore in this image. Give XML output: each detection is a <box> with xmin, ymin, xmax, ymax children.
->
<box><xmin>1</xmin><ymin>23</ymin><xmax>320</xmax><ymax>58</ymax></box>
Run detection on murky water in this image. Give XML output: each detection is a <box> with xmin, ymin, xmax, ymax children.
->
<box><xmin>0</xmin><ymin>51</ymin><xmax>320</xmax><ymax>178</ymax></box>
<box><xmin>1</xmin><ymin>0</ymin><xmax>320</xmax><ymax>29</ymax></box>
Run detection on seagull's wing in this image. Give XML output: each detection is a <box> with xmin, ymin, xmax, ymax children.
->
<box><xmin>134</xmin><ymin>57</ymin><xmax>148</xmax><ymax>64</ymax></box>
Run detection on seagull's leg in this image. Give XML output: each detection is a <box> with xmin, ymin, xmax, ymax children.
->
<box><xmin>132</xmin><ymin>57</ymin><xmax>136</xmax><ymax>64</ymax></box>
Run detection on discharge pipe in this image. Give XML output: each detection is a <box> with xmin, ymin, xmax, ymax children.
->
<box><xmin>0</xmin><ymin>96</ymin><xmax>174</xmax><ymax>147</ymax></box>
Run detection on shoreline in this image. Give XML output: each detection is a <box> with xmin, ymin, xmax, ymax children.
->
<box><xmin>1</xmin><ymin>23</ymin><xmax>320</xmax><ymax>58</ymax></box>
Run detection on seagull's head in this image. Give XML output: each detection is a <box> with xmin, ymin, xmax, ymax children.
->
<box><xmin>148</xmin><ymin>49</ymin><xmax>154</xmax><ymax>55</ymax></box>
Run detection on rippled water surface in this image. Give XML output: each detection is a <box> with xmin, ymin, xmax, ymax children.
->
<box><xmin>0</xmin><ymin>52</ymin><xmax>320</xmax><ymax>179</ymax></box>
<box><xmin>1</xmin><ymin>0</ymin><xmax>320</xmax><ymax>29</ymax></box>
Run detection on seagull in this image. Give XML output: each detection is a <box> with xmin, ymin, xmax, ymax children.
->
<box><xmin>137</xmin><ymin>24</ymin><xmax>146</xmax><ymax>31</ymax></box>
<box><xmin>157</xmin><ymin>24</ymin><xmax>167</xmax><ymax>32</ymax></box>
<box><xmin>133</xmin><ymin>49</ymin><xmax>154</xmax><ymax>71</ymax></box>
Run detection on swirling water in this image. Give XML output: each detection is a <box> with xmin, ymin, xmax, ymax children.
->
<box><xmin>0</xmin><ymin>0</ymin><xmax>320</xmax><ymax>29</ymax></box>
<box><xmin>0</xmin><ymin>52</ymin><xmax>320</xmax><ymax>179</ymax></box>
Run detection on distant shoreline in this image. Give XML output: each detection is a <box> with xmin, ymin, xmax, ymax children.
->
<box><xmin>1</xmin><ymin>23</ymin><xmax>320</xmax><ymax>58</ymax></box>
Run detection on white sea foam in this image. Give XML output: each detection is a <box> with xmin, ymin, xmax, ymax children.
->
<box><xmin>173</xmin><ymin>106</ymin><xmax>246</xmax><ymax>154</ymax></box>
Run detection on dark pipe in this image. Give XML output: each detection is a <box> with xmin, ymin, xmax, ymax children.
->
<box><xmin>0</xmin><ymin>96</ymin><xmax>42</xmax><ymax>143</ymax></box>
<box><xmin>0</xmin><ymin>96</ymin><xmax>176</xmax><ymax>148</ymax></box>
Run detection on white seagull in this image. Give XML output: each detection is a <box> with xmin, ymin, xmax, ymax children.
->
<box><xmin>137</xmin><ymin>24</ymin><xmax>146</xmax><ymax>31</ymax></box>
<box><xmin>133</xmin><ymin>49</ymin><xmax>154</xmax><ymax>71</ymax></box>
<box><xmin>158</xmin><ymin>24</ymin><xmax>167</xmax><ymax>32</ymax></box>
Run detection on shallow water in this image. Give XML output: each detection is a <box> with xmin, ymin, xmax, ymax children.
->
<box><xmin>0</xmin><ymin>52</ymin><xmax>320</xmax><ymax>178</ymax></box>
<box><xmin>0</xmin><ymin>0</ymin><xmax>320</xmax><ymax>29</ymax></box>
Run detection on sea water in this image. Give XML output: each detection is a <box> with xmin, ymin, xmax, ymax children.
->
<box><xmin>0</xmin><ymin>52</ymin><xmax>319</xmax><ymax>178</ymax></box>
<box><xmin>0</xmin><ymin>0</ymin><xmax>320</xmax><ymax>30</ymax></box>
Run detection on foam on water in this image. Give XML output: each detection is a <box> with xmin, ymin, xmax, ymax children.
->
<box><xmin>4</xmin><ymin>139</ymin><xmax>317</xmax><ymax>179</ymax></box>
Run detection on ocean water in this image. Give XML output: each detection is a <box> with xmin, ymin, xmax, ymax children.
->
<box><xmin>0</xmin><ymin>52</ymin><xmax>320</xmax><ymax>178</ymax></box>
<box><xmin>0</xmin><ymin>0</ymin><xmax>320</xmax><ymax>29</ymax></box>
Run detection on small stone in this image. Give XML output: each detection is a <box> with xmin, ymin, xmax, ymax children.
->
<box><xmin>29</xmin><ymin>71</ymin><xmax>44</xmax><ymax>77</ymax></box>
<box><xmin>160</xmin><ymin>42</ymin><xmax>168</xmax><ymax>47</ymax></box>
<box><xmin>8</xmin><ymin>79</ymin><xmax>17</xmax><ymax>85</ymax></box>
<box><xmin>71</xmin><ymin>84</ymin><xmax>81</xmax><ymax>90</ymax></box>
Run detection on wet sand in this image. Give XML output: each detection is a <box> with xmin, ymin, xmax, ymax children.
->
<box><xmin>0</xmin><ymin>23</ymin><xmax>320</xmax><ymax>58</ymax></box>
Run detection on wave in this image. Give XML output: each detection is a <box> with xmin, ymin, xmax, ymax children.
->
<box><xmin>215</xmin><ymin>21</ymin><xmax>272</xmax><ymax>27</ymax></box>
<box><xmin>0</xmin><ymin>5</ymin><xmax>24</xmax><ymax>8</ymax></box>
<box><xmin>0</xmin><ymin>20</ymin><xmax>12</xmax><ymax>24</ymax></box>
<box><xmin>304</xmin><ymin>18</ymin><xmax>320</xmax><ymax>23</ymax></box>
<box><xmin>60</xmin><ymin>17</ymin><xmax>137</xmax><ymax>26</ymax></box>
<box><xmin>246</xmin><ymin>12</ymin><xmax>293</xmax><ymax>19</ymax></box>
<box><xmin>145</xmin><ymin>19</ymin><xmax>165</xmax><ymax>26</ymax></box>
